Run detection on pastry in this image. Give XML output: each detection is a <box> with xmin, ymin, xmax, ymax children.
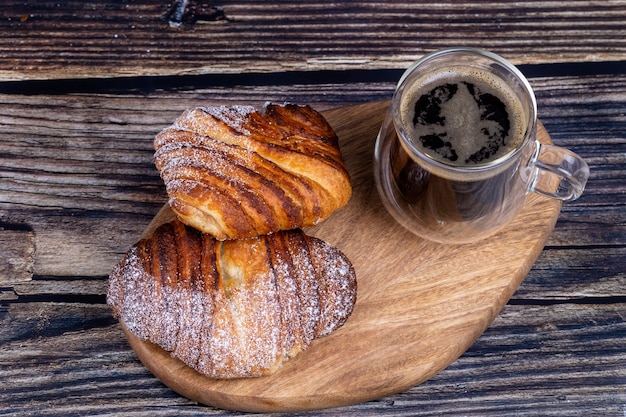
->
<box><xmin>153</xmin><ymin>103</ymin><xmax>352</xmax><ymax>240</ymax></box>
<box><xmin>107</xmin><ymin>219</ymin><xmax>357</xmax><ymax>379</ymax></box>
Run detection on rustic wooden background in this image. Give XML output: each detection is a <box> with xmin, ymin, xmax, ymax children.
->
<box><xmin>1</xmin><ymin>1</ymin><xmax>625</xmax><ymax>415</ymax></box>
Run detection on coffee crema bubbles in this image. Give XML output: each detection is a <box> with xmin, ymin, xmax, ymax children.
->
<box><xmin>399</xmin><ymin>67</ymin><xmax>527</xmax><ymax>168</ymax></box>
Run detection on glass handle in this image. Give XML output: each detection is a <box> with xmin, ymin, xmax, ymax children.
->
<box><xmin>529</xmin><ymin>142</ymin><xmax>590</xmax><ymax>202</ymax></box>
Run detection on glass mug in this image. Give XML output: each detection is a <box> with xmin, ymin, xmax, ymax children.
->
<box><xmin>374</xmin><ymin>48</ymin><xmax>589</xmax><ymax>244</ymax></box>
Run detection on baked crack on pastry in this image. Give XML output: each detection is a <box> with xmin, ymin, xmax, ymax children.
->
<box><xmin>154</xmin><ymin>103</ymin><xmax>352</xmax><ymax>240</ymax></box>
<box><xmin>107</xmin><ymin>219</ymin><xmax>357</xmax><ymax>379</ymax></box>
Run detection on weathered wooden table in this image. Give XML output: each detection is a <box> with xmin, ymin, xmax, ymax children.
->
<box><xmin>1</xmin><ymin>1</ymin><xmax>624</xmax><ymax>415</ymax></box>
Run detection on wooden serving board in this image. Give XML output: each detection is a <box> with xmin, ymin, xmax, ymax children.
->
<box><xmin>121</xmin><ymin>100</ymin><xmax>562</xmax><ymax>412</ymax></box>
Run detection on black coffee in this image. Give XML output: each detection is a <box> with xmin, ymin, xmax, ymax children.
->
<box><xmin>400</xmin><ymin>67</ymin><xmax>526</xmax><ymax>169</ymax></box>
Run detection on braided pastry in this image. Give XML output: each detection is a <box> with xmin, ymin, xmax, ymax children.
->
<box><xmin>107</xmin><ymin>219</ymin><xmax>357</xmax><ymax>379</ymax></box>
<box><xmin>154</xmin><ymin>103</ymin><xmax>352</xmax><ymax>240</ymax></box>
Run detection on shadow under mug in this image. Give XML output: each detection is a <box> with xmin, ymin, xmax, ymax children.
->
<box><xmin>374</xmin><ymin>48</ymin><xmax>589</xmax><ymax>244</ymax></box>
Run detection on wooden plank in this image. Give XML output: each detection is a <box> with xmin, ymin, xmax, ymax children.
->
<box><xmin>4</xmin><ymin>243</ymin><xmax>623</xmax><ymax>302</ymax></box>
<box><xmin>0</xmin><ymin>73</ymin><xmax>623</xmax><ymax>290</ymax></box>
<box><xmin>1</xmin><ymin>302</ymin><xmax>623</xmax><ymax>415</ymax></box>
<box><xmin>1</xmin><ymin>1</ymin><xmax>625</xmax><ymax>81</ymax></box>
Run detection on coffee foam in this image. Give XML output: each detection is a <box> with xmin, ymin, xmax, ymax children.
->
<box><xmin>399</xmin><ymin>66</ymin><xmax>527</xmax><ymax>175</ymax></box>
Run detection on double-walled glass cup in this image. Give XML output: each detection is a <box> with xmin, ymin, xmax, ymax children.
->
<box><xmin>374</xmin><ymin>48</ymin><xmax>589</xmax><ymax>244</ymax></box>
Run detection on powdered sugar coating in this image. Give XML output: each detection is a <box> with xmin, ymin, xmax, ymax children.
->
<box><xmin>106</xmin><ymin>220</ymin><xmax>356</xmax><ymax>379</ymax></box>
<box><xmin>195</xmin><ymin>105</ymin><xmax>255</xmax><ymax>136</ymax></box>
<box><xmin>307</xmin><ymin>237</ymin><xmax>357</xmax><ymax>336</ymax></box>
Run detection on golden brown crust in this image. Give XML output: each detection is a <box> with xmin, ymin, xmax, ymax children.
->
<box><xmin>107</xmin><ymin>219</ymin><xmax>357</xmax><ymax>379</ymax></box>
<box><xmin>153</xmin><ymin>103</ymin><xmax>352</xmax><ymax>240</ymax></box>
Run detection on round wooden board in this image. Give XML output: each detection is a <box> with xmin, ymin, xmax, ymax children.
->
<box><xmin>121</xmin><ymin>100</ymin><xmax>562</xmax><ymax>412</ymax></box>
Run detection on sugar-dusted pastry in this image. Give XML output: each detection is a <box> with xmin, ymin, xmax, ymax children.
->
<box><xmin>153</xmin><ymin>103</ymin><xmax>351</xmax><ymax>240</ymax></box>
<box><xmin>106</xmin><ymin>219</ymin><xmax>357</xmax><ymax>379</ymax></box>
